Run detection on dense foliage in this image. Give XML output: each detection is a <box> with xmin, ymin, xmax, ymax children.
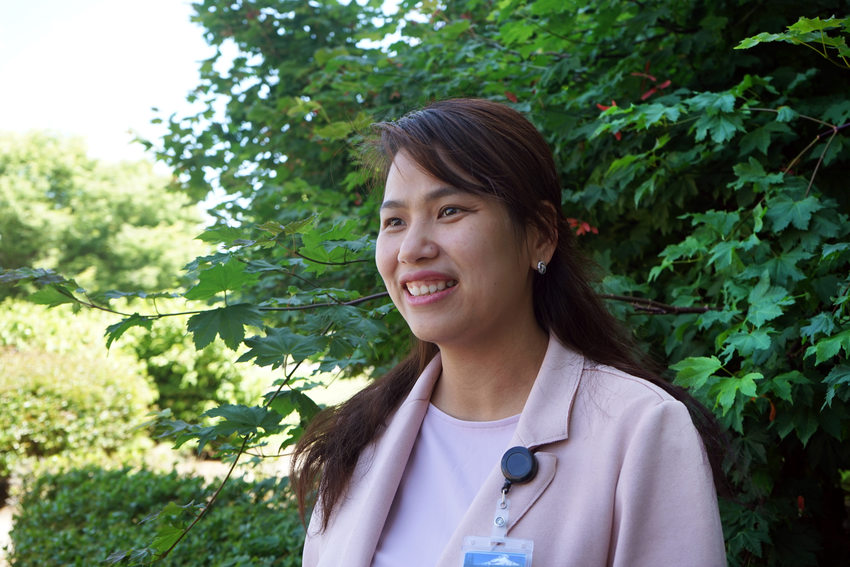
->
<box><xmin>0</xmin><ymin>132</ymin><xmax>206</xmax><ymax>295</ymax></box>
<box><xmin>6</xmin><ymin>468</ymin><xmax>302</xmax><ymax>566</ymax></box>
<box><xmin>0</xmin><ymin>340</ymin><xmax>155</xmax><ymax>502</ymax></box>
<box><xmin>3</xmin><ymin>1</ymin><xmax>849</xmax><ymax>565</ymax></box>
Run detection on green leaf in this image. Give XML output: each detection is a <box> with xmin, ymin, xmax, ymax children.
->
<box><xmin>716</xmin><ymin>373</ymin><xmax>762</xmax><ymax>415</ymax></box>
<box><xmin>671</xmin><ymin>356</ymin><xmax>722</xmax><ymax>389</ymax></box>
<box><xmin>805</xmin><ymin>329</ymin><xmax>850</xmax><ymax>364</ymax></box>
<box><xmin>822</xmin><ymin>242</ymin><xmax>850</xmax><ymax>260</ymax></box>
<box><xmin>314</xmin><ymin>120</ymin><xmax>354</xmax><ymax>140</ymax></box>
<box><xmin>747</xmin><ymin>272</ymin><xmax>791</xmax><ymax>327</ymax></box>
<box><xmin>735</xmin><ymin>32</ymin><xmax>782</xmax><ymax>50</ymax></box>
<box><xmin>441</xmin><ymin>19</ymin><xmax>471</xmax><ymax>40</ymax></box>
<box><xmin>239</xmin><ymin>327</ymin><xmax>328</xmax><ymax>368</ymax></box>
<box><xmin>693</xmin><ymin>112</ymin><xmax>744</xmax><ymax>144</ymax></box>
<box><xmin>740</xmin><ymin>121</ymin><xmax>792</xmax><ymax>155</ymax></box>
<box><xmin>768</xmin><ymin>370</ymin><xmax>807</xmax><ymax>403</ymax></box>
<box><xmin>776</xmin><ymin>105</ymin><xmax>797</xmax><ymax>122</ymax></box>
<box><xmin>795</xmin><ymin>409</ymin><xmax>820</xmax><ymax>447</ymax></box>
<box><xmin>184</xmin><ymin>257</ymin><xmax>260</xmax><ymax>301</ymax></box>
<box><xmin>266</xmin><ymin>389</ymin><xmax>322</xmax><ymax>423</ymax></box>
<box><xmin>823</xmin><ymin>365</ymin><xmax>850</xmax><ymax>407</ymax></box>
<box><xmin>186</xmin><ymin>304</ymin><xmax>264</xmax><ymax>350</ymax></box>
<box><xmin>729</xmin><ymin>157</ymin><xmax>785</xmax><ymax>192</ymax></box>
<box><xmin>151</xmin><ymin>524</ymin><xmax>184</xmax><ymax>554</ymax></box>
<box><xmin>724</xmin><ymin>328</ymin><xmax>772</xmax><ymax>357</ymax></box>
<box><xmin>788</xmin><ymin>16</ymin><xmax>845</xmax><ymax>34</ymax></box>
<box><xmin>28</xmin><ymin>285</ymin><xmax>77</xmax><ymax>307</ymax></box>
<box><xmin>204</xmin><ymin>404</ymin><xmax>284</xmax><ymax>434</ymax></box>
<box><xmin>196</xmin><ymin>226</ymin><xmax>249</xmax><ymax>246</ymax></box>
<box><xmin>800</xmin><ymin>313</ymin><xmax>836</xmax><ymax>342</ymax></box>
<box><xmin>765</xmin><ymin>194</ymin><xmax>823</xmax><ymax>232</ymax></box>
<box><xmin>105</xmin><ymin>313</ymin><xmax>152</xmax><ymax>349</ymax></box>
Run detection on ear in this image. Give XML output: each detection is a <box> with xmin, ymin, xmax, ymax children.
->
<box><xmin>526</xmin><ymin>201</ymin><xmax>558</xmax><ymax>269</ymax></box>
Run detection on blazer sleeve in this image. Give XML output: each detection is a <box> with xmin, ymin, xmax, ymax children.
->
<box><xmin>609</xmin><ymin>399</ymin><xmax>727</xmax><ymax>567</ymax></box>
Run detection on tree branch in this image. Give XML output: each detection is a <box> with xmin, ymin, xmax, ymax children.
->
<box><xmin>600</xmin><ymin>293</ymin><xmax>715</xmax><ymax>314</ymax></box>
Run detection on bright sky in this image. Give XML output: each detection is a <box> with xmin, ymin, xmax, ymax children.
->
<box><xmin>0</xmin><ymin>0</ymin><xmax>213</xmax><ymax>164</ymax></box>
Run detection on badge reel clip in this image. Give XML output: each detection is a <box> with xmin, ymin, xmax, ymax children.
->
<box><xmin>461</xmin><ymin>446</ymin><xmax>537</xmax><ymax>566</ymax></box>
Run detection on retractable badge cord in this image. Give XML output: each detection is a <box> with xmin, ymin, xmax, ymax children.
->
<box><xmin>494</xmin><ymin>446</ymin><xmax>538</xmax><ymax>537</ymax></box>
<box><xmin>461</xmin><ymin>447</ymin><xmax>537</xmax><ymax>566</ymax></box>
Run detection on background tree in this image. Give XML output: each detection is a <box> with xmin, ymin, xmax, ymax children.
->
<box><xmin>0</xmin><ymin>131</ymin><xmax>206</xmax><ymax>295</ymax></box>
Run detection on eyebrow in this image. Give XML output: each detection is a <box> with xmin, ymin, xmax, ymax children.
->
<box><xmin>380</xmin><ymin>186</ymin><xmax>470</xmax><ymax>210</ymax></box>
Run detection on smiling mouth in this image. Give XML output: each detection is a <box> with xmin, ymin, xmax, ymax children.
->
<box><xmin>405</xmin><ymin>280</ymin><xmax>458</xmax><ymax>297</ymax></box>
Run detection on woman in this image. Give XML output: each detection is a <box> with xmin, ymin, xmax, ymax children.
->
<box><xmin>291</xmin><ymin>98</ymin><xmax>727</xmax><ymax>566</ymax></box>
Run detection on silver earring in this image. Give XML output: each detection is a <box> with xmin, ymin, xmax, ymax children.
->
<box><xmin>536</xmin><ymin>261</ymin><xmax>547</xmax><ymax>275</ymax></box>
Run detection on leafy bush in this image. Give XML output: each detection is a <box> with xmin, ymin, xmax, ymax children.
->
<box><xmin>0</xmin><ymin>297</ymin><xmax>262</xmax><ymax>433</ymax></box>
<box><xmin>0</xmin><ymin>297</ymin><xmax>118</xmax><ymax>354</ymax></box>
<box><xmin>125</xmin><ymin>316</ymin><xmax>261</xmax><ymax>424</ymax></box>
<box><xmin>0</xmin><ymin>348</ymin><xmax>156</xmax><ymax>501</ymax></box>
<box><xmin>6</xmin><ymin>467</ymin><xmax>303</xmax><ymax>566</ymax></box>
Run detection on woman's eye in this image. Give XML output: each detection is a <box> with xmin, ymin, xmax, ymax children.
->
<box><xmin>382</xmin><ymin>217</ymin><xmax>403</xmax><ymax>229</ymax></box>
<box><xmin>440</xmin><ymin>206</ymin><xmax>462</xmax><ymax>217</ymax></box>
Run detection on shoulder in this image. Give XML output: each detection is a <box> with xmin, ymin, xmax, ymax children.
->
<box><xmin>581</xmin><ymin>359</ymin><xmax>676</xmax><ymax>409</ymax></box>
<box><xmin>568</xmin><ymin>358</ymin><xmax>697</xmax><ymax>441</ymax></box>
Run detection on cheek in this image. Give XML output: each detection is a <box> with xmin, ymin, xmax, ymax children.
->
<box><xmin>374</xmin><ymin>235</ymin><xmax>396</xmax><ymax>282</ymax></box>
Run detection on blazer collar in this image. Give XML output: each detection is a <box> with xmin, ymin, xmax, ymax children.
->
<box><xmin>513</xmin><ymin>333</ymin><xmax>584</xmax><ymax>449</ymax></box>
<box><xmin>330</xmin><ymin>353</ymin><xmax>442</xmax><ymax>566</ymax></box>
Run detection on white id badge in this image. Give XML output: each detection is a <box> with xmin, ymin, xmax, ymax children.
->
<box><xmin>461</xmin><ymin>536</ymin><xmax>533</xmax><ymax>566</ymax></box>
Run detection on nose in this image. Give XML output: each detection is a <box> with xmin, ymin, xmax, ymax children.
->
<box><xmin>397</xmin><ymin>221</ymin><xmax>438</xmax><ymax>264</ymax></box>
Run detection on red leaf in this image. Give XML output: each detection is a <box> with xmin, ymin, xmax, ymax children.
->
<box><xmin>567</xmin><ymin>218</ymin><xmax>599</xmax><ymax>236</ymax></box>
<box><xmin>614</xmin><ymin>132</ymin><xmax>622</xmax><ymax>141</ymax></box>
<box><xmin>630</xmin><ymin>71</ymin><xmax>657</xmax><ymax>82</ymax></box>
<box><xmin>505</xmin><ymin>91</ymin><xmax>518</xmax><ymax>103</ymax></box>
<box><xmin>657</xmin><ymin>79</ymin><xmax>671</xmax><ymax>89</ymax></box>
<box><xmin>640</xmin><ymin>88</ymin><xmax>657</xmax><ymax>101</ymax></box>
<box><xmin>797</xmin><ymin>495</ymin><xmax>805</xmax><ymax>516</ymax></box>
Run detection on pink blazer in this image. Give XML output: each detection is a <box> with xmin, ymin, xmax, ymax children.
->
<box><xmin>303</xmin><ymin>335</ymin><xmax>727</xmax><ymax>566</ymax></box>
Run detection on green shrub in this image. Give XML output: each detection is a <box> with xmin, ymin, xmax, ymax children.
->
<box><xmin>0</xmin><ymin>348</ymin><xmax>156</xmax><ymax>498</ymax></box>
<box><xmin>0</xmin><ymin>298</ymin><xmax>118</xmax><ymax>354</ymax></box>
<box><xmin>0</xmin><ymin>297</ymin><xmax>263</xmax><ymax>432</ymax></box>
<box><xmin>6</xmin><ymin>467</ymin><xmax>304</xmax><ymax>566</ymax></box>
<box><xmin>125</xmin><ymin>316</ymin><xmax>259</xmax><ymax>424</ymax></box>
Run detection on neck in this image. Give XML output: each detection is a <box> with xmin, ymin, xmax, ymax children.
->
<box><xmin>430</xmin><ymin>322</ymin><xmax>549</xmax><ymax>421</ymax></box>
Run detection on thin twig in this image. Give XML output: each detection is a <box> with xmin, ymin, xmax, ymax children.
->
<box><xmin>805</xmin><ymin>128</ymin><xmax>838</xmax><ymax>197</ymax></box>
<box><xmin>744</xmin><ymin>107</ymin><xmax>832</xmax><ymax>128</ymax></box>
<box><xmin>294</xmin><ymin>251</ymin><xmax>371</xmax><ymax>266</ymax></box>
<box><xmin>784</xmin><ymin>135</ymin><xmax>822</xmax><ymax>174</ymax></box>
<box><xmin>260</xmin><ymin>291</ymin><xmax>389</xmax><ymax>311</ymax></box>
<box><xmin>600</xmin><ymin>293</ymin><xmax>715</xmax><ymax>314</ymax></box>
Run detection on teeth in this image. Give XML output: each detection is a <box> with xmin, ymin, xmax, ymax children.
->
<box><xmin>407</xmin><ymin>280</ymin><xmax>456</xmax><ymax>297</ymax></box>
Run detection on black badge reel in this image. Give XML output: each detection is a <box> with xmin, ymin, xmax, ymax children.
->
<box><xmin>501</xmin><ymin>446</ymin><xmax>538</xmax><ymax>485</ymax></box>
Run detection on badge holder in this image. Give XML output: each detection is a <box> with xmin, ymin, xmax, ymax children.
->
<box><xmin>461</xmin><ymin>447</ymin><xmax>536</xmax><ymax>566</ymax></box>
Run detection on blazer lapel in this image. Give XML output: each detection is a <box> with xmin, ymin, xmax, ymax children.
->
<box><xmin>436</xmin><ymin>336</ymin><xmax>584</xmax><ymax>566</ymax></box>
<box><xmin>332</xmin><ymin>354</ymin><xmax>443</xmax><ymax>566</ymax></box>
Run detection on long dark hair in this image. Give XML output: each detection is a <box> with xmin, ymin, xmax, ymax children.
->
<box><xmin>290</xmin><ymin>98</ymin><xmax>727</xmax><ymax>528</ymax></box>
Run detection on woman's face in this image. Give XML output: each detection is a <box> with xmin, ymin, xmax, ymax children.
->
<box><xmin>375</xmin><ymin>151</ymin><xmax>542</xmax><ymax>349</ymax></box>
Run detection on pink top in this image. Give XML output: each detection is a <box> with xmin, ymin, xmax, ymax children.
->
<box><xmin>372</xmin><ymin>404</ymin><xmax>520</xmax><ymax>567</ymax></box>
